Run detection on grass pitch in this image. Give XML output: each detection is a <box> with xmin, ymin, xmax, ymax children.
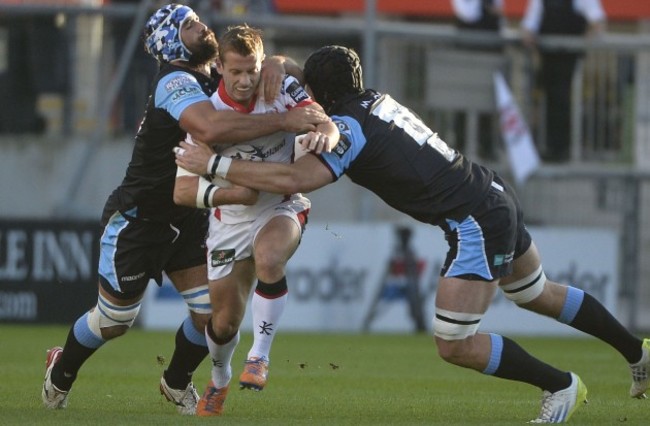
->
<box><xmin>1</xmin><ymin>324</ymin><xmax>648</xmax><ymax>425</ymax></box>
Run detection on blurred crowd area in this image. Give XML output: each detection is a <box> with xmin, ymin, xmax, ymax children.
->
<box><xmin>0</xmin><ymin>1</ymin><xmax>648</xmax><ymax>166</ymax></box>
<box><xmin>0</xmin><ymin>0</ymin><xmax>274</xmax><ymax>135</ymax></box>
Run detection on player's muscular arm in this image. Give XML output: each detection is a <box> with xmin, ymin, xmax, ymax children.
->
<box><xmin>179</xmin><ymin>100</ymin><xmax>329</xmax><ymax>145</ymax></box>
<box><xmin>175</xmin><ymin>140</ymin><xmax>334</xmax><ymax>194</ymax></box>
<box><xmin>225</xmin><ymin>154</ymin><xmax>334</xmax><ymax>194</ymax></box>
<box><xmin>260</xmin><ymin>55</ymin><xmax>304</xmax><ymax>102</ymax></box>
<box><xmin>264</xmin><ymin>55</ymin><xmax>304</xmax><ymax>84</ymax></box>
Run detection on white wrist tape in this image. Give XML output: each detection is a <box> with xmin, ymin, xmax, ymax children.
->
<box><xmin>207</xmin><ymin>154</ymin><xmax>218</xmax><ymax>175</ymax></box>
<box><xmin>215</xmin><ymin>156</ymin><xmax>232</xmax><ymax>178</ymax></box>
<box><xmin>196</xmin><ymin>177</ymin><xmax>218</xmax><ymax>208</ymax></box>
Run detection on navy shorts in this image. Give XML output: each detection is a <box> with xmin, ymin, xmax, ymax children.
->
<box><xmin>440</xmin><ymin>176</ymin><xmax>532</xmax><ymax>281</ymax></box>
<box><xmin>98</xmin><ymin>208</ymin><xmax>209</xmax><ymax>299</ymax></box>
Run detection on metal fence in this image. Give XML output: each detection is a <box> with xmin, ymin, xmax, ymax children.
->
<box><xmin>1</xmin><ymin>2</ymin><xmax>650</xmax><ymax>331</ymax></box>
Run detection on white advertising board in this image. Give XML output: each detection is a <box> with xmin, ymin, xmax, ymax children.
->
<box><xmin>140</xmin><ymin>222</ymin><xmax>618</xmax><ymax>336</ymax></box>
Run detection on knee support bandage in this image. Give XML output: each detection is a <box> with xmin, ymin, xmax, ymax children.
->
<box><xmin>180</xmin><ymin>284</ymin><xmax>211</xmax><ymax>315</ymax></box>
<box><xmin>500</xmin><ymin>266</ymin><xmax>546</xmax><ymax>305</ymax></box>
<box><xmin>433</xmin><ymin>308</ymin><xmax>483</xmax><ymax>340</ymax></box>
<box><xmin>87</xmin><ymin>293</ymin><xmax>141</xmax><ymax>336</ymax></box>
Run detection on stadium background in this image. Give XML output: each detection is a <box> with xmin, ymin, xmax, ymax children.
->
<box><xmin>1</xmin><ymin>0</ymin><xmax>649</xmax><ymax>335</ymax></box>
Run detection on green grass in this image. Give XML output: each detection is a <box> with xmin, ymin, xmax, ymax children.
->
<box><xmin>1</xmin><ymin>324</ymin><xmax>648</xmax><ymax>425</ymax></box>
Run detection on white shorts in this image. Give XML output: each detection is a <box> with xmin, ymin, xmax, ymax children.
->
<box><xmin>205</xmin><ymin>194</ymin><xmax>310</xmax><ymax>280</ymax></box>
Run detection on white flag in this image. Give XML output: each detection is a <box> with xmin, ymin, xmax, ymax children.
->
<box><xmin>494</xmin><ymin>72</ymin><xmax>540</xmax><ymax>186</ymax></box>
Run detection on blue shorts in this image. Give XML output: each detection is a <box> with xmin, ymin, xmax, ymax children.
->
<box><xmin>440</xmin><ymin>176</ymin><xmax>531</xmax><ymax>281</ymax></box>
<box><xmin>98</xmin><ymin>208</ymin><xmax>208</xmax><ymax>299</ymax></box>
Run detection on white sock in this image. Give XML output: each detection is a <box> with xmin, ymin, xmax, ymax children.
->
<box><xmin>205</xmin><ymin>328</ymin><xmax>240</xmax><ymax>388</ymax></box>
<box><xmin>248</xmin><ymin>291</ymin><xmax>288</xmax><ymax>362</ymax></box>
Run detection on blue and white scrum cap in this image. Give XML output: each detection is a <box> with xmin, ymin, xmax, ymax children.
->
<box><xmin>144</xmin><ymin>4</ymin><xmax>195</xmax><ymax>63</ymax></box>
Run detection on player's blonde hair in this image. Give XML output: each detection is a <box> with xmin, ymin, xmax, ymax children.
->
<box><xmin>218</xmin><ymin>24</ymin><xmax>264</xmax><ymax>62</ymax></box>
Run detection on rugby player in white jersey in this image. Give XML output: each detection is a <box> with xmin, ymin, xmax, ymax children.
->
<box><xmin>173</xmin><ymin>25</ymin><xmax>338</xmax><ymax>416</ymax></box>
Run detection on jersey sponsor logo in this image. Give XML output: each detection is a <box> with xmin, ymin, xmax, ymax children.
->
<box><xmin>211</xmin><ymin>248</ymin><xmax>235</xmax><ymax>267</ymax></box>
<box><xmin>287</xmin><ymin>81</ymin><xmax>309</xmax><ymax>103</ymax></box>
<box><xmin>120</xmin><ymin>271</ymin><xmax>146</xmax><ymax>282</ymax></box>
<box><xmin>228</xmin><ymin>139</ymin><xmax>287</xmax><ymax>161</ymax></box>
<box><xmin>335</xmin><ymin>119</ymin><xmax>351</xmax><ymax>134</ymax></box>
<box><xmin>332</xmin><ymin>119</ymin><xmax>352</xmax><ymax>157</ymax></box>
<box><xmin>360</xmin><ymin>99</ymin><xmax>373</xmax><ymax>109</ymax></box>
<box><xmin>171</xmin><ymin>86</ymin><xmax>201</xmax><ymax>102</ymax></box>
<box><xmin>493</xmin><ymin>252</ymin><xmax>514</xmax><ymax>267</ymax></box>
<box><xmin>164</xmin><ymin>75</ymin><xmax>194</xmax><ymax>92</ymax></box>
<box><xmin>361</xmin><ymin>93</ymin><xmax>381</xmax><ymax>109</ymax></box>
<box><xmin>333</xmin><ymin>134</ymin><xmax>351</xmax><ymax>157</ymax></box>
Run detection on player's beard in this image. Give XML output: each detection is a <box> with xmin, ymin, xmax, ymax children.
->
<box><xmin>188</xmin><ymin>30</ymin><xmax>219</xmax><ymax>67</ymax></box>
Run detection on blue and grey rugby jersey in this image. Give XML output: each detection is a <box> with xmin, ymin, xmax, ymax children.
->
<box><xmin>316</xmin><ymin>90</ymin><xmax>494</xmax><ymax>225</ymax></box>
<box><xmin>103</xmin><ymin>64</ymin><xmax>218</xmax><ymax>224</ymax></box>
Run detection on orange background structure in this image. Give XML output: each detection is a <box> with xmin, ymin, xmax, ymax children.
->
<box><xmin>275</xmin><ymin>0</ymin><xmax>650</xmax><ymax>22</ymax></box>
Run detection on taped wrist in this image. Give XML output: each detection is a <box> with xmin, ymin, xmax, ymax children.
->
<box><xmin>196</xmin><ymin>177</ymin><xmax>218</xmax><ymax>208</ymax></box>
<box><xmin>207</xmin><ymin>154</ymin><xmax>219</xmax><ymax>175</ymax></box>
<box><xmin>207</xmin><ymin>154</ymin><xmax>232</xmax><ymax>178</ymax></box>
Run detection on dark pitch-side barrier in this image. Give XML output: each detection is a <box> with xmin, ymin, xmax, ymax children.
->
<box><xmin>0</xmin><ymin>219</ymin><xmax>100</xmax><ymax>323</ymax></box>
